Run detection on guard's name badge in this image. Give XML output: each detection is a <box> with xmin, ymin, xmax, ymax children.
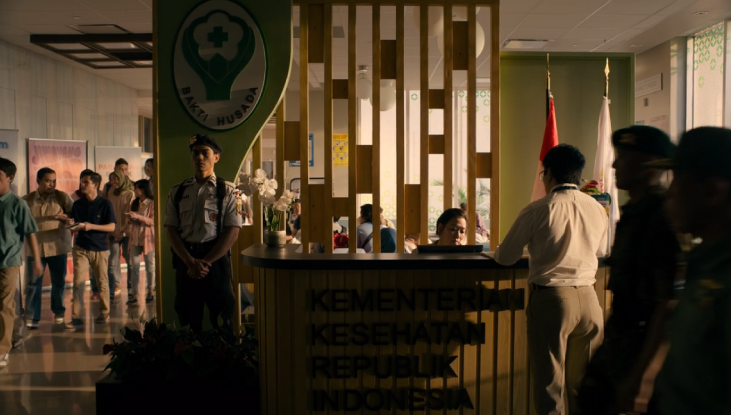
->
<box><xmin>173</xmin><ymin>0</ymin><xmax>267</xmax><ymax>130</ymax></box>
<box><xmin>210</xmin><ymin>212</ymin><xmax>218</xmax><ymax>222</ymax></box>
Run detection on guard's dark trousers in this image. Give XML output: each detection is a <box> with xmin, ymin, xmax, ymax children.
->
<box><xmin>173</xmin><ymin>241</ymin><xmax>235</xmax><ymax>333</ymax></box>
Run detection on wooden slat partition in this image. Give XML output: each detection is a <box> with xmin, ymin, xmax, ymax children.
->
<box><xmin>476</xmin><ymin>152</ymin><xmax>492</xmax><ymax>179</ymax></box>
<box><xmin>443</xmin><ymin>3</ymin><xmax>453</xmax><ymax>213</ymax></box>
<box><xmin>251</xmin><ymin>257</ymin><xmax>610</xmax><ymax>415</ymax></box>
<box><xmin>300</xmin><ymin>4</ymin><xmax>310</xmax><ymax>249</ymax></box>
<box><xmin>331</xmin><ymin>197</ymin><xmax>349</xmax><ymax>217</ymax></box>
<box><xmin>356</xmin><ymin>144</ymin><xmax>373</xmax><ymax>193</ymax></box>
<box><xmin>308</xmin><ymin>184</ymin><xmax>328</xmax><ymax>243</ymax></box>
<box><xmin>428</xmin><ymin>89</ymin><xmax>445</xmax><ymax>109</ymax></box>
<box><xmin>348</xmin><ymin>4</ymin><xmax>357</xmax><ymax>253</ymax></box>
<box><xmin>419</xmin><ymin>5</ymin><xmax>429</xmax><ymax>244</ymax></box>
<box><xmin>404</xmin><ymin>183</ymin><xmax>421</xmax><ymax>234</ymax></box>
<box><xmin>453</xmin><ymin>22</ymin><xmax>469</xmax><ymax>71</ymax></box>
<box><xmin>490</xmin><ymin>3</ymin><xmax>501</xmax><ymax>243</ymax></box>
<box><xmin>429</xmin><ymin>134</ymin><xmax>445</xmax><ymax>154</ymax></box>
<box><xmin>307</xmin><ymin>4</ymin><xmax>324</xmax><ymax>64</ymax></box>
<box><xmin>284</xmin><ymin>121</ymin><xmax>300</xmax><ymax>161</ymax></box>
<box><xmin>238</xmin><ymin>135</ymin><xmax>263</xmax><ymax>286</ymax></box>
<box><xmin>467</xmin><ymin>5</ymin><xmax>477</xmax><ymax>245</ymax></box>
<box><xmin>380</xmin><ymin>39</ymin><xmax>397</xmax><ymax>80</ymax></box>
<box><xmin>324</xmin><ymin>5</ymin><xmax>334</xmax><ymax>252</ymax></box>
<box><xmin>396</xmin><ymin>4</ymin><xmax>405</xmax><ymax>253</ymax></box>
<box><xmin>332</xmin><ymin>79</ymin><xmax>348</xmax><ymax>100</ymax></box>
<box><xmin>276</xmin><ymin>101</ymin><xmax>285</xmax><ymax>199</ymax></box>
<box><xmin>372</xmin><ymin>6</ymin><xmax>381</xmax><ymax>253</ymax></box>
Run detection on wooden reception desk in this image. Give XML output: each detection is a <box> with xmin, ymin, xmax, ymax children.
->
<box><xmin>241</xmin><ymin>245</ymin><xmax>610</xmax><ymax>415</ymax></box>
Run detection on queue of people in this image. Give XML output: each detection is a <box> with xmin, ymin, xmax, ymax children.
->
<box><xmin>0</xmin><ymin>156</ymin><xmax>157</xmax><ymax>367</ymax></box>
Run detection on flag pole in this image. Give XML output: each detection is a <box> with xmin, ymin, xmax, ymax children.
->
<box><xmin>604</xmin><ymin>58</ymin><xmax>610</xmax><ymax>98</ymax></box>
<box><xmin>546</xmin><ymin>53</ymin><xmax>551</xmax><ymax>118</ymax></box>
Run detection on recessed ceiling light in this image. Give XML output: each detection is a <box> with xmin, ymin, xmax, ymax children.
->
<box><xmin>73</xmin><ymin>16</ymin><xmax>81</xmax><ymax>20</ymax></box>
<box><xmin>572</xmin><ymin>44</ymin><xmax>580</xmax><ymax>47</ymax></box>
<box><xmin>503</xmin><ymin>39</ymin><xmax>550</xmax><ymax>49</ymax></box>
<box><xmin>630</xmin><ymin>44</ymin><xmax>642</xmax><ymax>48</ymax></box>
<box><xmin>693</xmin><ymin>11</ymin><xmax>709</xmax><ymax>16</ymax></box>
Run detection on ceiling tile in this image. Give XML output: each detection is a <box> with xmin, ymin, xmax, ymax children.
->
<box><xmin>501</xmin><ymin>12</ymin><xmax>527</xmax><ymax>28</ymax></box>
<box><xmin>654</xmin><ymin>0</ymin><xmax>697</xmax><ymax>15</ymax></box>
<box><xmin>0</xmin><ymin>26</ymin><xmax>30</xmax><ymax>36</ymax></box>
<box><xmin>99</xmin><ymin>10</ymin><xmax>151</xmax><ymax>25</ymax></box>
<box><xmin>545</xmin><ymin>39</ymin><xmax>606</xmax><ymax>50</ymax></box>
<box><xmin>41</xmin><ymin>10</ymin><xmax>111</xmax><ymax>25</ymax></box>
<box><xmin>509</xmin><ymin>27</ymin><xmax>571</xmax><ymax>40</ymax></box>
<box><xmin>501</xmin><ymin>0</ymin><xmax>541</xmax><ymax>14</ymax></box>
<box><xmin>632</xmin><ymin>14</ymin><xmax>669</xmax><ymax>29</ymax></box>
<box><xmin>0</xmin><ymin>11</ymin><xmax>59</xmax><ymax>25</ymax></box>
<box><xmin>561</xmin><ymin>27</ymin><xmax>625</xmax><ymax>40</ymax></box>
<box><xmin>0</xmin><ymin>0</ymin><xmax>35</xmax><ymax>11</ymax></box>
<box><xmin>578</xmin><ymin>14</ymin><xmax>648</xmax><ymax>29</ymax></box>
<box><xmin>32</xmin><ymin>0</ymin><xmax>91</xmax><ymax>11</ymax></box>
<box><xmin>598</xmin><ymin>0</ymin><xmax>675</xmax><ymax>15</ymax></box>
<box><xmin>532</xmin><ymin>0</ymin><xmax>609</xmax><ymax>14</ymax></box>
<box><xmin>520</xmin><ymin>13</ymin><xmax>589</xmax><ymax>28</ymax></box>
<box><xmin>77</xmin><ymin>0</ymin><xmax>148</xmax><ymax>11</ymax></box>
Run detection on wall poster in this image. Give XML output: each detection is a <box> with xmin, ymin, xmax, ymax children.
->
<box><xmin>27</xmin><ymin>138</ymin><xmax>88</xmax><ymax>195</ymax></box>
<box><xmin>333</xmin><ymin>134</ymin><xmax>348</xmax><ymax>167</ymax></box>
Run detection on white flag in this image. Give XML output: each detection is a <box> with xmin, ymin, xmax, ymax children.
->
<box><xmin>594</xmin><ymin>97</ymin><xmax>620</xmax><ymax>247</ymax></box>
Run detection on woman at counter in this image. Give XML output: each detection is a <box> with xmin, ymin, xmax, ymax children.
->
<box><xmin>412</xmin><ymin>208</ymin><xmax>468</xmax><ymax>252</ymax></box>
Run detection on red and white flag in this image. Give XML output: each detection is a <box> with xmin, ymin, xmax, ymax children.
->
<box><xmin>531</xmin><ymin>96</ymin><xmax>559</xmax><ymax>201</ymax></box>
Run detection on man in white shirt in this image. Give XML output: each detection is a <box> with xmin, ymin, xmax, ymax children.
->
<box><xmin>494</xmin><ymin>144</ymin><xmax>609</xmax><ymax>415</ymax></box>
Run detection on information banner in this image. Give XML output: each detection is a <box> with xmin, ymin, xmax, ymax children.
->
<box><xmin>95</xmin><ymin>146</ymin><xmax>143</xmax><ymax>182</ymax></box>
<box><xmin>333</xmin><ymin>134</ymin><xmax>348</xmax><ymax>167</ymax></box>
<box><xmin>27</xmin><ymin>138</ymin><xmax>87</xmax><ymax>195</ymax></box>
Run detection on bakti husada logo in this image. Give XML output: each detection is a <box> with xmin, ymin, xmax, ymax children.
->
<box><xmin>174</xmin><ymin>0</ymin><xmax>267</xmax><ymax>130</ymax></box>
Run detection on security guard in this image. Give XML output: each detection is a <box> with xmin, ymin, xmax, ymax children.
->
<box><xmin>578</xmin><ymin>126</ymin><xmax>680</xmax><ymax>414</ymax></box>
<box><xmin>164</xmin><ymin>134</ymin><xmax>242</xmax><ymax>333</ymax></box>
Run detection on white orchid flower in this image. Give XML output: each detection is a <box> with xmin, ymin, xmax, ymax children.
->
<box><xmin>274</xmin><ymin>199</ymin><xmax>288</xmax><ymax>212</ymax></box>
<box><xmin>253</xmin><ymin>169</ymin><xmax>267</xmax><ymax>184</ymax></box>
<box><xmin>265</xmin><ymin>178</ymin><xmax>278</xmax><ymax>191</ymax></box>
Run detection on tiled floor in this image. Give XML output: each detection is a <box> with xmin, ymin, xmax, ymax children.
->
<box><xmin>0</xmin><ymin>277</ymin><xmax>156</xmax><ymax>415</ymax></box>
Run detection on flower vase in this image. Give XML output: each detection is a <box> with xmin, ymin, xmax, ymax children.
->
<box><xmin>264</xmin><ymin>230</ymin><xmax>286</xmax><ymax>248</ymax></box>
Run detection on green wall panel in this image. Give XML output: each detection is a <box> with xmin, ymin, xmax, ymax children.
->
<box><xmin>155</xmin><ymin>0</ymin><xmax>292</xmax><ymax>325</ymax></box>
<box><xmin>499</xmin><ymin>53</ymin><xmax>634</xmax><ymax>240</ymax></box>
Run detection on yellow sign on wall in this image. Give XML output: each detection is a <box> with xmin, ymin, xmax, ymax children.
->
<box><xmin>333</xmin><ymin>134</ymin><xmax>348</xmax><ymax>167</ymax></box>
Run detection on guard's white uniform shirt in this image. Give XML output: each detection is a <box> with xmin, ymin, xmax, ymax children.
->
<box><xmin>164</xmin><ymin>174</ymin><xmax>242</xmax><ymax>244</ymax></box>
<box><xmin>494</xmin><ymin>184</ymin><xmax>609</xmax><ymax>287</ymax></box>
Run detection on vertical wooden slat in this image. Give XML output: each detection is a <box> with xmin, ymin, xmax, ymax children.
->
<box><xmin>275</xmin><ymin>271</ymin><xmax>292</xmax><ymax>415</ymax></box>
<box><xmin>497</xmin><ymin>271</ymin><xmax>513</xmax><ymax>415</ymax></box>
<box><xmin>291</xmin><ymin>270</ymin><xmax>309</xmax><ymax>415</ymax></box>
<box><xmin>253</xmin><ymin>135</ymin><xmax>263</xmax><ymax>243</ymax></box>
<box><xmin>324</xmin><ymin>5</ymin><xmax>334</xmax><ymax>253</ymax></box>
<box><xmin>372</xmin><ymin>6</ymin><xmax>381</xmax><ymax>253</ymax></box>
<box><xmin>443</xmin><ymin>3</ymin><xmax>453</xmax><ymax>213</ymax></box>
<box><xmin>300</xmin><ymin>4</ymin><xmax>310</xmax><ymax>251</ymax></box>
<box><xmin>419</xmin><ymin>5</ymin><xmax>429</xmax><ymax>245</ymax></box>
<box><xmin>490</xmin><ymin>3</ymin><xmax>501</xmax><ymax>244</ymax></box>
<box><xmin>467</xmin><ymin>5</ymin><xmax>477</xmax><ymax>245</ymax></box>
<box><xmin>348</xmin><ymin>4</ymin><xmax>357</xmax><ymax>253</ymax></box>
<box><xmin>479</xmin><ymin>273</ymin><xmax>497</xmax><ymax>415</ymax></box>
<box><xmin>276</xmin><ymin>101</ymin><xmax>285</xmax><ymax>198</ymax></box>
<box><xmin>265</xmin><ymin>269</ymin><xmax>278</xmax><ymax>414</ymax></box>
<box><xmin>152</xmin><ymin>0</ymin><xmax>162</xmax><ymax>322</ymax></box>
<box><xmin>396</xmin><ymin>5</ymin><xmax>405</xmax><ymax>253</ymax></box>
<box><xmin>513</xmin><ymin>270</ymin><xmax>530</xmax><ymax>415</ymax></box>
<box><xmin>308</xmin><ymin>4</ymin><xmax>324</xmax><ymax>64</ymax></box>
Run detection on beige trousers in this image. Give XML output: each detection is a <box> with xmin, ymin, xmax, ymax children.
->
<box><xmin>72</xmin><ymin>247</ymin><xmax>110</xmax><ymax>320</ymax></box>
<box><xmin>528</xmin><ymin>285</ymin><xmax>604</xmax><ymax>415</ymax></box>
<box><xmin>0</xmin><ymin>266</ymin><xmax>20</xmax><ymax>355</ymax></box>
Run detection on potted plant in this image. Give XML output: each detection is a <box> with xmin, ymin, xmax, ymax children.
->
<box><xmin>239</xmin><ymin>168</ymin><xmax>294</xmax><ymax>248</ymax></box>
<box><xmin>96</xmin><ymin>319</ymin><xmax>259</xmax><ymax>415</ymax></box>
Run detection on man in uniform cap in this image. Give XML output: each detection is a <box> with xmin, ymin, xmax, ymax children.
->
<box><xmin>646</xmin><ymin>126</ymin><xmax>731</xmax><ymax>415</ymax></box>
<box><xmin>164</xmin><ymin>134</ymin><xmax>241</xmax><ymax>333</ymax></box>
<box><xmin>578</xmin><ymin>125</ymin><xmax>680</xmax><ymax>414</ymax></box>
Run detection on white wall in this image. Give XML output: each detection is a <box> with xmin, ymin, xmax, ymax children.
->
<box><xmin>0</xmin><ymin>39</ymin><xmax>139</xmax><ymax>194</ymax></box>
<box><xmin>635</xmin><ymin>37</ymin><xmax>687</xmax><ymax>141</ymax></box>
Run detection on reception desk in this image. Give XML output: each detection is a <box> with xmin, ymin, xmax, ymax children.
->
<box><xmin>242</xmin><ymin>245</ymin><xmax>610</xmax><ymax>415</ymax></box>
